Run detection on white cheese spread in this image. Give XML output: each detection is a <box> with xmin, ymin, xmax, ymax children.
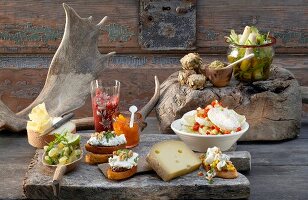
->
<box><xmin>87</xmin><ymin>132</ymin><xmax>126</xmax><ymax>146</ymax></box>
<box><xmin>204</xmin><ymin>146</ymin><xmax>230</xmax><ymax>171</ymax></box>
<box><xmin>108</xmin><ymin>152</ymin><xmax>139</xmax><ymax>169</ymax></box>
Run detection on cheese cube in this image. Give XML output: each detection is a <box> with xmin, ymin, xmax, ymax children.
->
<box><xmin>146</xmin><ymin>140</ymin><xmax>201</xmax><ymax>181</ymax></box>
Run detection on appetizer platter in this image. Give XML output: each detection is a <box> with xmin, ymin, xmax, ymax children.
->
<box><xmin>23</xmin><ymin>87</ymin><xmax>251</xmax><ymax>199</ymax></box>
<box><xmin>24</xmin><ymin>99</ymin><xmax>251</xmax><ymax>199</ymax></box>
<box><xmin>23</xmin><ymin>134</ymin><xmax>251</xmax><ymax>200</ymax></box>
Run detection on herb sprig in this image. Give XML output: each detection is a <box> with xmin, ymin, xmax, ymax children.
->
<box><xmin>104</xmin><ymin>131</ymin><xmax>116</xmax><ymax>143</ymax></box>
<box><xmin>46</xmin><ymin>132</ymin><xmax>69</xmax><ymax>152</ymax></box>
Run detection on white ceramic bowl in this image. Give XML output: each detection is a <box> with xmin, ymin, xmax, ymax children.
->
<box><xmin>171</xmin><ymin>117</ymin><xmax>249</xmax><ymax>152</ymax></box>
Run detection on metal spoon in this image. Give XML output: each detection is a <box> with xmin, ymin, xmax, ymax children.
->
<box><xmin>225</xmin><ymin>53</ymin><xmax>255</xmax><ymax>69</ymax></box>
<box><xmin>129</xmin><ymin>105</ymin><xmax>138</xmax><ymax>128</ymax></box>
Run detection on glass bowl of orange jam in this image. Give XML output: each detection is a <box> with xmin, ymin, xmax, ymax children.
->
<box><xmin>112</xmin><ymin>111</ymin><xmax>142</xmax><ymax>148</ymax></box>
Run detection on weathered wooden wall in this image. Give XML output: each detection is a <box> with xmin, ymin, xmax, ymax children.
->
<box><xmin>1</xmin><ymin>0</ymin><xmax>307</xmax><ymax>54</ymax></box>
<box><xmin>0</xmin><ymin>0</ymin><xmax>307</xmax><ymax>117</ymax></box>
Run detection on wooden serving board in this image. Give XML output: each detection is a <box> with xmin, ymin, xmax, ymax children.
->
<box><xmin>23</xmin><ymin>134</ymin><xmax>250</xmax><ymax>199</ymax></box>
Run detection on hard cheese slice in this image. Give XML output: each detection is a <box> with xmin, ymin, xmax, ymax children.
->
<box><xmin>146</xmin><ymin>140</ymin><xmax>201</xmax><ymax>181</ymax></box>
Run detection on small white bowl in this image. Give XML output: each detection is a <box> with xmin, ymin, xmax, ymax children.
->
<box><xmin>171</xmin><ymin>118</ymin><xmax>249</xmax><ymax>152</ymax></box>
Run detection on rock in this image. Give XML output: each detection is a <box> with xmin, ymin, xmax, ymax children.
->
<box><xmin>225</xmin><ymin>151</ymin><xmax>251</xmax><ymax>172</ymax></box>
<box><xmin>156</xmin><ymin>66</ymin><xmax>302</xmax><ymax>141</ymax></box>
<box><xmin>23</xmin><ymin>134</ymin><xmax>250</xmax><ymax>200</ymax></box>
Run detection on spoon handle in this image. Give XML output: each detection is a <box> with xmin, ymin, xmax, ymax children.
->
<box><xmin>52</xmin><ymin>165</ymin><xmax>67</xmax><ymax>197</ymax></box>
<box><xmin>129</xmin><ymin>113</ymin><xmax>134</xmax><ymax>128</ymax></box>
<box><xmin>225</xmin><ymin>53</ymin><xmax>254</xmax><ymax>69</ymax></box>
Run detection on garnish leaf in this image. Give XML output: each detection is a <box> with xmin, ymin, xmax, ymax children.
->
<box><xmin>104</xmin><ymin>131</ymin><xmax>115</xmax><ymax>143</ymax></box>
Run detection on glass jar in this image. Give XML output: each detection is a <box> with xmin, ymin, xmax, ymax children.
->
<box><xmin>112</xmin><ymin>111</ymin><xmax>142</xmax><ymax>148</ymax></box>
<box><xmin>227</xmin><ymin>36</ymin><xmax>276</xmax><ymax>82</ymax></box>
<box><xmin>90</xmin><ymin>80</ymin><xmax>120</xmax><ymax>132</ymax></box>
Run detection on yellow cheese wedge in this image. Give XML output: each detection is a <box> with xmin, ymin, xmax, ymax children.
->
<box><xmin>146</xmin><ymin>140</ymin><xmax>201</xmax><ymax>181</ymax></box>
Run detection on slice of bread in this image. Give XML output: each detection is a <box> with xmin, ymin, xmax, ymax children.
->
<box><xmin>85</xmin><ymin>152</ymin><xmax>113</xmax><ymax>165</ymax></box>
<box><xmin>215</xmin><ymin>169</ymin><xmax>238</xmax><ymax>179</ymax></box>
<box><xmin>203</xmin><ymin>162</ymin><xmax>238</xmax><ymax>179</ymax></box>
<box><xmin>107</xmin><ymin>166</ymin><xmax>137</xmax><ymax>180</ymax></box>
<box><xmin>85</xmin><ymin>143</ymin><xmax>126</xmax><ymax>154</ymax></box>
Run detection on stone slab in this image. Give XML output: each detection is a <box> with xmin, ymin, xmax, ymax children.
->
<box><xmin>23</xmin><ymin>134</ymin><xmax>250</xmax><ymax>199</ymax></box>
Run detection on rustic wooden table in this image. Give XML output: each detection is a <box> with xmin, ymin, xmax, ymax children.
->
<box><xmin>1</xmin><ymin>117</ymin><xmax>308</xmax><ymax>200</ymax></box>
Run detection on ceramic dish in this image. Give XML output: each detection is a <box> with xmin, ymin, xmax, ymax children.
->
<box><xmin>171</xmin><ymin>116</ymin><xmax>249</xmax><ymax>152</ymax></box>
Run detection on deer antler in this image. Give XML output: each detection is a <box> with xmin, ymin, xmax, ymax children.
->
<box><xmin>140</xmin><ymin>76</ymin><xmax>160</xmax><ymax>119</ymax></box>
<box><xmin>0</xmin><ymin>101</ymin><xmax>27</xmax><ymax>132</ymax></box>
<box><xmin>0</xmin><ymin>3</ymin><xmax>115</xmax><ymax>132</ymax></box>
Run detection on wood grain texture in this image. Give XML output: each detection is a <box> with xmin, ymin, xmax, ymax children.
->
<box><xmin>0</xmin><ymin>54</ymin><xmax>307</xmax><ymax>118</ymax></box>
<box><xmin>0</xmin><ymin>0</ymin><xmax>307</xmax><ymax>54</ymax></box>
<box><xmin>0</xmin><ymin>131</ymin><xmax>35</xmax><ymax>199</ymax></box>
<box><xmin>0</xmin><ymin>0</ymin><xmax>139</xmax><ymax>54</ymax></box>
<box><xmin>197</xmin><ymin>0</ymin><xmax>308</xmax><ymax>54</ymax></box>
<box><xmin>139</xmin><ymin>0</ymin><xmax>196</xmax><ymax>50</ymax></box>
<box><xmin>244</xmin><ymin>166</ymin><xmax>308</xmax><ymax>200</ymax></box>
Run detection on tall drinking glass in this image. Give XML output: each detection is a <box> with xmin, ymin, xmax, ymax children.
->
<box><xmin>91</xmin><ymin>80</ymin><xmax>120</xmax><ymax>132</ymax></box>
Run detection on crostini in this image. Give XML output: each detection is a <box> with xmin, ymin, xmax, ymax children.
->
<box><xmin>85</xmin><ymin>131</ymin><xmax>126</xmax><ymax>165</ymax></box>
<box><xmin>200</xmin><ymin>146</ymin><xmax>238</xmax><ymax>182</ymax></box>
<box><xmin>107</xmin><ymin>149</ymin><xmax>139</xmax><ymax>180</ymax></box>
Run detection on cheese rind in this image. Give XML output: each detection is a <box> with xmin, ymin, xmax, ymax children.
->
<box><xmin>146</xmin><ymin>140</ymin><xmax>201</xmax><ymax>181</ymax></box>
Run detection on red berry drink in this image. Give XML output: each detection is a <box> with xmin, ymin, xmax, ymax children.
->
<box><xmin>91</xmin><ymin>80</ymin><xmax>120</xmax><ymax>132</ymax></box>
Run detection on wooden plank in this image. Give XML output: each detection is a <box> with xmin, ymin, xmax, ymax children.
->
<box><xmin>139</xmin><ymin>0</ymin><xmax>196</xmax><ymax>50</ymax></box>
<box><xmin>245</xmin><ymin>166</ymin><xmax>308</xmax><ymax>200</ymax></box>
<box><xmin>0</xmin><ymin>131</ymin><xmax>35</xmax><ymax>199</ymax></box>
<box><xmin>0</xmin><ymin>54</ymin><xmax>307</xmax><ymax>117</ymax></box>
<box><xmin>0</xmin><ymin>0</ymin><xmax>139</xmax><ymax>54</ymax></box>
<box><xmin>299</xmin><ymin>121</ymin><xmax>308</xmax><ymax>139</ymax></box>
<box><xmin>0</xmin><ymin>54</ymin><xmax>307</xmax><ymax>116</ymax></box>
<box><xmin>237</xmin><ymin>138</ymin><xmax>308</xmax><ymax>166</ymax></box>
<box><xmin>197</xmin><ymin>0</ymin><xmax>308</xmax><ymax>54</ymax></box>
<box><xmin>0</xmin><ymin>1</ymin><xmax>307</xmax><ymax>54</ymax></box>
